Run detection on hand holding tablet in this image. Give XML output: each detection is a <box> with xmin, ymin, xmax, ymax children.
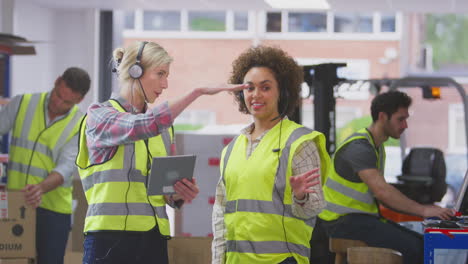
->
<box><xmin>147</xmin><ymin>155</ymin><xmax>196</xmax><ymax>196</ymax></box>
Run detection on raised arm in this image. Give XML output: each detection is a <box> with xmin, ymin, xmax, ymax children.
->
<box><xmin>168</xmin><ymin>84</ymin><xmax>248</xmax><ymax>119</ymax></box>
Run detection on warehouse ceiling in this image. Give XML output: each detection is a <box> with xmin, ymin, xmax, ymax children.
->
<box><xmin>29</xmin><ymin>0</ymin><xmax>468</xmax><ymax>13</ymax></box>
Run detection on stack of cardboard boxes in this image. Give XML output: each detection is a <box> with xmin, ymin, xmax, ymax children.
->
<box><xmin>63</xmin><ymin>179</ymin><xmax>87</xmax><ymax>264</ymax></box>
<box><xmin>0</xmin><ymin>191</ymin><xmax>35</xmax><ymax>264</ymax></box>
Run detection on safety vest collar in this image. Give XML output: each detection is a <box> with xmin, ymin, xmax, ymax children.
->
<box><xmin>18</xmin><ymin>93</ymin><xmax>80</xmax><ymax>147</ymax></box>
<box><xmin>20</xmin><ymin>93</ymin><xmax>43</xmax><ymax>138</ymax></box>
<box><xmin>346</xmin><ymin>128</ymin><xmax>385</xmax><ymax>172</ymax></box>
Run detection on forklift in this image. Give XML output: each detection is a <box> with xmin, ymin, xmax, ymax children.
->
<box><xmin>303</xmin><ymin>63</ymin><xmax>468</xmax><ymax>210</ymax></box>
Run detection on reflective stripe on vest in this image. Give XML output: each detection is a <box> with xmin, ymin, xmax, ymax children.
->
<box><xmin>8</xmin><ymin>92</ymin><xmax>82</xmax><ymax>214</ymax></box>
<box><xmin>76</xmin><ymin>99</ymin><xmax>172</xmax><ymax>234</ymax></box>
<box><xmin>221</xmin><ymin>120</ymin><xmax>328</xmax><ymax>264</ymax></box>
<box><xmin>226</xmin><ymin>240</ymin><xmax>310</xmax><ymax>257</ymax></box>
<box><xmin>320</xmin><ymin>128</ymin><xmax>384</xmax><ymax>221</ymax></box>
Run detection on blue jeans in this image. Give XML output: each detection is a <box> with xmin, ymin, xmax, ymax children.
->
<box><xmin>36</xmin><ymin>207</ymin><xmax>71</xmax><ymax>264</ymax></box>
<box><xmin>83</xmin><ymin>227</ymin><xmax>168</xmax><ymax>264</ymax></box>
<box><xmin>279</xmin><ymin>257</ymin><xmax>298</xmax><ymax>264</ymax></box>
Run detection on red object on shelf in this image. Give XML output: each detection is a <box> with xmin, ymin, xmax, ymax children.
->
<box><xmin>425</xmin><ymin>228</ymin><xmax>468</xmax><ymax>239</ymax></box>
<box><xmin>223</xmin><ymin>137</ymin><xmax>233</xmax><ymax>146</ymax></box>
<box><xmin>207</xmin><ymin>233</ymin><xmax>213</xmax><ymax>237</ymax></box>
<box><xmin>208</xmin><ymin>158</ymin><xmax>220</xmax><ymax>166</ymax></box>
<box><xmin>379</xmin><ymin>205</ymin><xmax>423</xmax><ymax>222</ymax></box>
<box><xmin>181</xmin><ymin>232</ymin><xmax>192</xmax><ymax>237</ymax></box>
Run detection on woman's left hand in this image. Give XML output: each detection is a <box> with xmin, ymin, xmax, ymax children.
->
<box><xmin>289</xmin><ymin>168</ymin><xmax>320</xmax><ymax>200</ymax></box>
<box><xmin>173</xmin><ymin>178</ymin><xmax>199</xmax><ymax>203</ymax></box>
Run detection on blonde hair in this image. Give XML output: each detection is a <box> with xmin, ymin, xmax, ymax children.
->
<box><xmin>112</xmin><ymin>41</ymin><xmax>173</xmax><ymax>83</ymax></box>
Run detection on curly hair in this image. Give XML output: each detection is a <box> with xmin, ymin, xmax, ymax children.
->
<box><xmin>229</xmin><ymin>45</ymin><xmax>303</xmax><ymax>117</ymax></box>
<box><xmin>371</xmin><ymin>90</ymin><xmax>412</xmax><ymax>122</ymax></box>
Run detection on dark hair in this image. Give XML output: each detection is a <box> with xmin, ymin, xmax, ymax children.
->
<box><xmin>371</xmin><ymin>90</ymin><xmax>412</xmax><ymax>122</ymax></box>
<box><xmin>229</xmin><ymin>45</ymin><xmax>303</xmax><ymax>117</ymax></box>
<box><xmin>61</xmin><ymin>67</ymin><xmax>91</xmax><ymax>96</ymax></box>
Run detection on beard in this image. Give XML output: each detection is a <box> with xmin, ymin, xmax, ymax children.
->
<box><xmin>384</xmin><ymin>121</ymin><xmax>404</xmax><ymax>139</ymax></box>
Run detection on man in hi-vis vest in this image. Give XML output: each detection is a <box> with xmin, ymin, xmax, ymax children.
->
<box><xmin>310</xmin><ymin>91</ymin><xmax>454</xmax><ymax>264</ymax></box>
<box><xmin>0</xmin><ymin>67</ymin><xmax>90</xmax><ymax>264</ymax></box>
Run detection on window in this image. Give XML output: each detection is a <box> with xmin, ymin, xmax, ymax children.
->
<box><xmin>234</xmin><ymin>11</ymin><xmax>248</xmax><ymax>31</ymax></box>
<box><xmin>288</xmin><ymin>12</ymin><xmax>327</xmax><ymax>32</ymax></box>
<box><xmin>381</xmin><ymin>13</ymin><xmax>396</xmax><ymax>32</ymax></box>
<box><xmin>188</xmin><ymin>11</ymin><xmax>226</xmax><ymax>31</ymax></box>
<box><xmin>449</xmin><ymin>104</ymin><xmax>466</xmax><ymax>152</ymax></box>
<box><xmin>334</xmin><ymin>13</ymin><xmax>373</xmax><ymax>33</ymax></box>
<box><xmin>267</xmin><ymin>12</ymin><xmax>282</xmax><ymax>32</ymax></box>
<box><xmin>124</xmin><ymin>11</ymin><xmax>135</xmax><ymax>30</ymax></box>
<box><xmin>143</xmin><ymin>11</ymin><xmax>181</xmax><ymax>31</ymax></box>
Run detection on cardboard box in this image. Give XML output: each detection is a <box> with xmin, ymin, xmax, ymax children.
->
<box><xmin>64</xmin><ymin>250</ymin><xmax>83</xmax><ymax>264</ymax></box>
<box><xmin>71</xmin><ymin>179</ymin><xmax>87</xmax><ymax>252</ymax></box>
<box><xmin>0</xmin><ymin>258</ymin><xmax>32</xmax><ymax>264</ymax></box>
<box><xmin>0</xmin><ymin>192</ymin><xmax>35</xmax><ymax>258</ymax></box>
<box><xmin>168</xmin><ymin>237</ymin><xmax>212</xmax><ymax>264</ymax></box>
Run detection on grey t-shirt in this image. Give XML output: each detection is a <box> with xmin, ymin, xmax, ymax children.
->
<box><xmin>334</xmin><ymin>138</ymin><xmax>378</xmax><ymax>183</ymax></box>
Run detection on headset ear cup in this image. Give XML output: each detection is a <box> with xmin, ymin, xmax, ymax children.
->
<box><xmin>129</xmin><ymin>63</ymin><xmax>144</xmax><ymax>79</ymax></box>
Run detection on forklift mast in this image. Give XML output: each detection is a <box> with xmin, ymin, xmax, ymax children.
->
<box><xmin>303</xmin><ymin>63</ymin><xmax>346</xmax><ymax>154</ymax></box>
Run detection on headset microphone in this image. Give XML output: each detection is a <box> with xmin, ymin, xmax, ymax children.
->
<box><xmin>137</xmin><ymin>79</ymin><xmax>150</xmax><ymax>106</ymax></box>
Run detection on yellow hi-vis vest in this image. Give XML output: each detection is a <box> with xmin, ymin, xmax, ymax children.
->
<box><xmin>75</xmin><ymin>99</ymin><xmax>173</xmax><ymax>234</ymax></box>
<box><xmin>319</xmin><ymin>128</ymin><xmax>385</xmax><ymax>221</ymax></box>
<box><xmin>7</xmin><ymin>92</ymin><xmax>82</xmax><ymax>214</ymax></box>
<box><xmin>221</xmin><ymin>119</ymin><xmax>330</xmax><ymax>264</ymax></box>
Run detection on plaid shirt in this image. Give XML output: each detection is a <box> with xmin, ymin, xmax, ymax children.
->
<box><xmin>211</xmin><ymin>122</ymin><xmax>326</xmax><ymax>264</ymax></box>
<box><xmin>84</xmin><ymin>97</ymin><xmax>173</xmax><ymax>164</ymax></box>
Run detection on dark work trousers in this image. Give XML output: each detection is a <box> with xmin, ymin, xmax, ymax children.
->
<box><xmin>310</xmin><ymin>217</ymin><xmax>334</xmax><ymax>264</ymax></box>
<box><xmin>82</xmin><ymin>227</ymin><xmax>168</xmax><ymax>264</ymax></box>
<box><xmin>311</xmin><ymin>214</ymin><xmax>423</xmax><ymax>264</ymax></box>
<box><xmin>36</xmin><ymin>207</ymin><xmax>71</xmax><ymax>264</ymax></box>
<box><xmin>279</xmin><ymin>257</ymin><xmax>298</xmax><ymax>264</ymax></box>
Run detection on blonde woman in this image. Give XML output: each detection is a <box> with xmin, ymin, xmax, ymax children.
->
<box><xmin>76</xmin><ymin>41</ymin><xmax>247</xmax><ymax>264</ymax></box>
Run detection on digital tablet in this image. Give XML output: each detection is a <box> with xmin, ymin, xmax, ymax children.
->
<box><xmin>146</xmin><ymin>155</ymin><xmax>196</xmax><ymax>195</ymax></box>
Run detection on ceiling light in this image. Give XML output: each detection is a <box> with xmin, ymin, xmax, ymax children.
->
<box><xmin>264</xmin><ymin>0</ymin><xmax>330</xmax><ymax>10</ymax></box>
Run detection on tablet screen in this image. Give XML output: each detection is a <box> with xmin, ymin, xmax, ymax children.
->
<box><xmin>147</xmin><ymin>155</ymin><xmax>196</xmax><ymax>195</ymax></box>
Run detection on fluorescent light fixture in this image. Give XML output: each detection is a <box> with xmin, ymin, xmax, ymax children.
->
<box><xmin>264</xmin><ymin>0</ymin><xmax>330</xmax><ymax>10</ymax></box>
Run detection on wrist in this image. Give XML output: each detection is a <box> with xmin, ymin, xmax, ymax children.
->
<box><xmin>192</xmin><ymin>88</ymin><xmax>203</xmax><ymax>98</ymax></box>
<box><xmin>35</xmin><ymin>183</ymin><xmax>44</xmax><ymax>193</ymax></box>
<box><xmin>293</xmin><ymin>193</ymin><xmax>308</xmax><ymax>203</ymax></box>
<box><xmin>169</xmin><ymin>194</ymin><xmax>185</xmax><ymax>209</ymax></box>
<box><xmin>294</xmin><ymin>192</ymin><xmax>306</xmax><ymax>200</ymax></box>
